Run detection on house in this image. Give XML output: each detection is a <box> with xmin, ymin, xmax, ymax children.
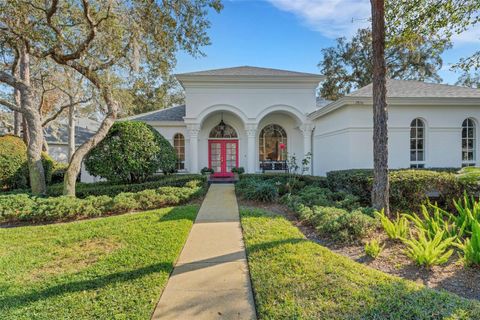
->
<box><xmin>124</xmin><ymin>66</ymin><xmax>480</xmax><ymax>176</ymax></box>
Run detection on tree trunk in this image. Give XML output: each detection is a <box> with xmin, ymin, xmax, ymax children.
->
<box><xmin>19</xmin><ymin>43</ymin><xmax>46</xmax><ymax>195</ymax></box>
<box><xmin>13</xmin><ymin>89</ymin><xmax>22</xmax><ymax>136</ymax></box>
<box><xmin>68</xmin><ymin>102</ymin><xmax>75</xmax><ymax>161</ymax></box>
<box><xmin>370</xmin><ymin>0</ymin><xmax>390</xmax><ymax>214</ymax></box>
<box><xmin>63</xmin><ymin>112</ymin><xmax>116</xmax><ymax>196</ymax></box>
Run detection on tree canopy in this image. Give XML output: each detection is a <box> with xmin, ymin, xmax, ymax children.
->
<box><xmin>319</xmin><ymin>28</ymin><xmax>450</xmax><ymax>100</ymax></box>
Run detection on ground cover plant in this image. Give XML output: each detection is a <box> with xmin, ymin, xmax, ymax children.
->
<box><xmin>0</xmin><ymin>205</ymin><xmax>198</xmax><ymax>319</ymax></box>
<box><xmin>240</xmin><ymin>207</ymin><xmax>480</xmax><ymax>319</ymax></box>
<box><xmin>0</xmin><ymin>180</ymin><xmax>204</xmax><ymax>224</ymax></box>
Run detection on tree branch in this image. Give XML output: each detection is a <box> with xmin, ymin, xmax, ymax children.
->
<box><xmin>42</xmin><ymin>97</ymin><xmax>92</xmax><ymax>126</ymax></box>
<box><xmin>0</xmin><ymin>98</ymin><xmax>23</xmax><ymax>113</ymax></box>
<box><xmin>0</xmin><ymin>70</ymin><xmax>29</xmax><ymax>91</ymax></box>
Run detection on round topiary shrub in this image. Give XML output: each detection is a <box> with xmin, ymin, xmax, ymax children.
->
<box><xmin>0</xmin><ymin>135</ymin><xmax>28</xmax><ymax>189</ymax></box>
<box><xmin>84</xmin><ymin>121</ymin><xmax>177</xmax><ymax>182</ymax></box>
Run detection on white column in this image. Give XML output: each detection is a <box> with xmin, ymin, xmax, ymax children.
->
<box><xmin>245</xmin><ymin>124</ymin><xmax>257</xmax><ymax>173</ymax></box>
<box><xmin>300</xmin><ymin>124</ymin><xmax>314</xmax><ymax>175</ymax></box>
<box><xmin>187</xmin><ymin>124</ymin><xmax>200</xmax><ymax>173</ymax></box>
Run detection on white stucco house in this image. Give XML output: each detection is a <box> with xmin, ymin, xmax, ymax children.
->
<box><xmin>125</xmin><ymin>66</ymin><xmax>480</xmax><ymax>177</ymax></box>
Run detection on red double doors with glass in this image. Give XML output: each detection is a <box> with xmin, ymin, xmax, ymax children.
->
<box><xmin>208</xmin><ymin>140</ymin><xmax>238</xmax><ymax>177</ymax></box>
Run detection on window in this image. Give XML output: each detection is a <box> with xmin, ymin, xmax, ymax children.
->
<box><xmin>462</xmin><ymin>118</ymin><xmax>476</xmax><ymax>167</ymax></box>
<box><xmin>173</xmin><ymin>133</ymin><xmax>185</xmax><ymax>170</ymax></box>
<box><xmin>259</xmin><ymin>124</ymin><xmax>287</xmax><ymax>161</ymax></box>
<box><xmin>410</xmin><ymin>118</ymin><xmax>425</xmax><ymax>168</ymax></box>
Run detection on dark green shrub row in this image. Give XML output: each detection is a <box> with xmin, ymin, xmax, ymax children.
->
<box><xmin>295</xmin><ymin>204</ymin><xmax>377</xmax><ymax>242</ymax></box>
<box><xmin>239</xmin><ymin>173</ymin><xmax>328</xmax><ymax>195</ymax></box>
<box><xmin>282</xmin><ymin>185</ymin><xmax>362</xmax><ymax>211</ymax></box>
<box><xmin>45</xmin><ymin>174</ymin><xmax>206</xmax><ymax>198</ymax></box>
<box><xmin>0</xmin><ymin>180</ymin><xmax>203</xmax><ymax>223</ymax></box>
<box><xmin>326</xmin><ymin>169</ymin><xmax>478</xmax><ymax>211</ymax></box>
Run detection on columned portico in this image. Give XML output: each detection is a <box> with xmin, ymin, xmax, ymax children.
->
<box><xmin>245</xmin><ymin>124</ymin><xmax>257</xmax><ymax>173</ymax></box>
<box><xmin>187</xmin><ymin>124</ymin><xmax>200</xmax><ymax>173</ymax></box>
<box><xmin>300</xmin><ymin>124</ymin><xmax>314</xmax><ymax>174</ymax></box>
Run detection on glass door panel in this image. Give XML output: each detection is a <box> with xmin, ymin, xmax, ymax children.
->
<box><xmin>209</xmin><ymin>142</ymin><xmax>222</xmax><ymax>173</ymax></box>
<box><xmin>225</xmin><ymin>142</ymin><xmax>237</xmax><ymax>172</ymax></box>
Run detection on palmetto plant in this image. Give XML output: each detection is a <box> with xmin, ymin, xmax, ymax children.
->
<box><xmin>403</xmin><ymin>204</ymin><xmax>460</xmax><ymax>241</ymax></box>
<box><xmin>403</xmin><ymin>229</ymin><xmax>455</xmax><ymax>268</ymax></box>
<box><xmin>375</xmin><ymin>209</ymin><xmax>409</xmax><ymax>240</ymax></box>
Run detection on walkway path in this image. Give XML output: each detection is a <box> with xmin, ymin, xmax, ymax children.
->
<box><xmin>152</xmin><ymin>184</ymin><xmax>257</xmax><ymax>320</ymax></box>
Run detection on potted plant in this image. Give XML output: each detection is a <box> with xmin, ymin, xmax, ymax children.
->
<box><xmin>201</xmin><ymin>167</ymin><xmax>214</xmax><ymax>176</ymax></box>
<box><xmin>231</xmin><ymin>167</ymin><xmax>245</xmax><ymax>178</ymax></box>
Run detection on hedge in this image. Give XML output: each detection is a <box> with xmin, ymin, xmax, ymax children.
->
<box><xmin>0</xmin><ymin>180</ymin><xmax>204</xmax><ymax>223</ymax></box>
<box><xmin>327</xmin><ymin>169</ymin><xmax>478</xmax><ymax>211</ymax></box>
<box><xmin>44</xmin><ymin>174</ymin><xmax>206</xmax><ymax>198</ymax></box>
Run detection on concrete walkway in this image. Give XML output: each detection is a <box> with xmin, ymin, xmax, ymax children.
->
<box><xmin>152</xmin><ymin>184</ymin><xmax>257</xmax><ymax>320</ymax></box>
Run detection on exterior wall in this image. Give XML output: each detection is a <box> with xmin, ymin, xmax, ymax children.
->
<box><xmin>150</xmin><ymin>123</ymin><xmax>189</xmax><ymax>171</ymax></box>
<box><xmin>313</xmin><ymin>104</ymin><xmax>480</xmax><ymax>175</ymax></box>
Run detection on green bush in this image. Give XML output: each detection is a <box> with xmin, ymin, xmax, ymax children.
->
<box><xmin>85</xmin><ymin>121</ymin><xmax>177</xmax><ymax>183</ymax></box>
<box><xmin>327</xmin><ymin>169</ymin><xmax>472</xmax><ymax>211</ymax></box>
<box><xmin>0</xmin><ymin>135</ymin><xmax>28</xmax><ymax>189</ymax></box>
<box><xmin>51</xmin><ymin>162</ymin><xmax>69</xmax><ymax>184</ymax></box>
<box><xmin>46</xmin><ymin>174</ymin><xmax>206</xmax><ymax>198</ymax></box>
<box><xmin>461</xmin><ymin>221</ymin><xmax>480</xmax><ymax>267</ymax></box>
<box><xmin>41</xmin><ymin>152</ymin><xmax>54</xmax><ymax>185</ymax></box>
<box><xmin>0</xmin><ymin>180</ymin><xmax>203</xmax><ymax>224</ymax></box>
<box><xmin>231</xmin><ymin>167</ymin><xmax>245</xmax><ymax>174</ymax></box>
<box><xmin>239</xmin><ymin>173</ymin><xmax>328</xmax><ymax>195</ymax></box>
<box><xmin>241</xmin><ymin>180</ymin><xmax>278</xmax><ymax>202</ymax></box>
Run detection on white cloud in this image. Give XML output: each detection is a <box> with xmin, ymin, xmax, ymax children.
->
<box><xmin>266</xmin><ymin>0</ymin><xmax>371</xmax><ymax>38</ymax></box>
<box><xmin>267</xmin><ymin>0</ymin><xmax>480</xmax><ymax>45</ymax></box>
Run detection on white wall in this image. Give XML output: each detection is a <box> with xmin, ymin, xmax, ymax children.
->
<box><xmin>151</xmin><ymin>124</ymin><xmax>189</xmax><ymax>171</ymax></box>
<box><xmin>313</xmin><ymin>104</ymin><xmax>480</xmax><ymax>175</ymax></box>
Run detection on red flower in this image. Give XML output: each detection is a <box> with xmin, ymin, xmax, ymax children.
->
<box><xmin>279</xmin><ymin>143</ymin><xmax>286</xmax><ymax>150</ymax></box>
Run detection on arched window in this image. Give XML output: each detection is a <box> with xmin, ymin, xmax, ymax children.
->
<box><xmin>462</xmin><ymin>118</ymin><xmax>476</xmax><ymax>167</ymax></box>
<box><xmin>173</xmin><ymin>133</ymin><xmax>185</xmax><ymax>170</ymax></box>
<box><xmin>259</xmin><ymin>124</ymin><xmax>287</xmax><ymax>162</ymax></box>
<box><xmin>410</xmin><ymin>118</ymin><xmax>425</xmax><ymax>168</ymax></box>
<box><xmin>209</xmin><ymin>123</ymin><xmax>238</xmax><ymax>138</ymax></box>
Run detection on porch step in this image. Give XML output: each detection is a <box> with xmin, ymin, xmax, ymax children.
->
<box><xmin>208</xmin><ymin>175</ymin><xmax>239</xmax><ymax>185</ymax></box>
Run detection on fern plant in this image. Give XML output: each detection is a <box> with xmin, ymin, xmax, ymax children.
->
<box><xmin>375</xmin><ymin>209</ymin><xmax>409</xmax><ymax>240</ymax></box>
<box><xmin>453</xmin><ymin>193</ymin><xmax>480</xmax><ymax>235</ymax></box>
<box><xmin>403</xmin><ymin>204</ymin><xmax>459</xmax><ymax>241</ymax></box>
<box><xmin>403</xmin><ymin>229</ymin><xmax>455</xmax><ymax>268</ymax></box>
<box><xmin>365</xmin><ymin>239</ymin><xmax>384</xmax><ymax>259</ymax></box>
<box><xmin>460</xmin><ymin>220</ymin><xmax>480</xmax><ymax>267</ymax></box>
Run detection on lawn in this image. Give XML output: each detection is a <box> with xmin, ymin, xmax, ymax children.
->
<box><xmin>0</xmin><ymin>205</ymin><xmax>198</xmax><ymax>319</ymax></box>
<box><xmin>240</xmin><ymin>207</ymin><xmax>480</xmax><ymax>320</ymax></box>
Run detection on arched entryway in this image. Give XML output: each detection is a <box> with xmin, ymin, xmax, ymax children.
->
<box><xmin>259</xmin><ymin>124</ymin><xmax>288</xmax><ymax>171</ymax></box>
<box><xmin>208</xmin><ymin>119</ymin><xmax>239</xmax><ymax>177</ymax></box>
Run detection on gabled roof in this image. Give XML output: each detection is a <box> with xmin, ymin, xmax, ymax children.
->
<box><xmin>176</xmin><ymin>66</ymin><xmax>321</xmax><ymax>77</ymax></box>
<box><xmin>45</xmin><ymin>125</ymin><xmax>95</xmax><ymax>145</ymax></box>
<box><xmin>349</xmin><ymin>79</ymin><xmax>480</xmax><ymax>98</ymax></box>
<box><xmin>309</xmin><ymin>79</ymin><xmax>480</xmax><ymax>120</ymax></box>
<box><xmin>124</xmin><ymin>105</ymin><xmax>186</xmax><ymax>122</ymax></box>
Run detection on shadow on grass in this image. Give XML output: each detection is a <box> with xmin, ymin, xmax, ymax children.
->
<box><xmin>157</xmin><ymin>205</ymin><xmax>198</xmax><ymax>223</ymax></box>
<box><xmin>0</xmin><ymin>262</ymin><xmax>173</xmax><ymax>312</ymax></box>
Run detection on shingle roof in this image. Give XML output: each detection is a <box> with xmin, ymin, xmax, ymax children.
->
<box><xmin>128</xmin><ymin>105</ymin><xmax>186</xmax><ymax>122</ymax></box>
<box><xmin>45</xmin><ymin>125</ymin><xmax>95</xmax><ymax>145</ymax></box>
<box><xmin>176</xmin><ymin>66</ymin><xmax>320</xmax><ymax>77</ymax></box>
<box><xmin>348</xmin><ymin>79</ymin><xmax>480</xmax><ymax>98</ymax></box>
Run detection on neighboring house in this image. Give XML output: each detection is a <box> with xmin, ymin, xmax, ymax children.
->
<box><xmin>121</xmin><ymin>66</ymin><xmax>480</xmax><ymax>176</ymax></box>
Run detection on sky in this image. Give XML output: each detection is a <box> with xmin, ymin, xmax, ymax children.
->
<box><xmin>174</xmin><ymin>0</ymin><xmax>480</xmax><ymax>85</ymax></box>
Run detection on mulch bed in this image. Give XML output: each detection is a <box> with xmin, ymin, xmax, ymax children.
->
<box><xmin>239</xmin><ymin>200</ymin><xmax>480</xmax><ymax>301</ymax></box>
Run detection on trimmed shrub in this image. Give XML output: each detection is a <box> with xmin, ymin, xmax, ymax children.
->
<box><xmin>45</xmin><ymin>174</ymin><xmax>206</xmax><ymax>198</ymax></box>
<box><xmin>51</xmin><ymin>162</ymin><xmax>68</xmax><ymax>184</ymax></box>
<box><xmin>85</xmin><ymin>121</ymin><xmax>177</xmax><ymax>183</ymax></box>
<box><xmin>0</xmin><ymin>135</ymin><xmax>28</xmax><ymax>189</ymax></box>
<box><xmin>0</xmin><ymin>181</ymin><xmax>203</xmax><ymax>224</ymax></box>
<box><xmin>243</xmin><ymin>181</ymin><xmax>278</xmax><ymax>202</ymax></box>
<box><xmin>327</xmin><ymin>169</ymin><xmax>473</xmax><ymax>211</ymax></box>
<box><xmin>41</xmin><ymin>152</ymin><xmax>54</xmax><ymax>185</ymax></box>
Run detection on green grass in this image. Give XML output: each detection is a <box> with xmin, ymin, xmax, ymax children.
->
<box><xmin>241</xmin><ymin>208</ymin><xmax>480</xmax><ymax>320</ymax></box>
<box><xmin>0</xmin><ymin>205</ymin><xmax>198</xmax><ymax>319</ymax></box>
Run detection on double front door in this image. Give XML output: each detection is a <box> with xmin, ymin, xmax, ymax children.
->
<box><xmin>208</xmin><ymin>140</ymin><xmax>238</xmax><ymax>176</ymax></box>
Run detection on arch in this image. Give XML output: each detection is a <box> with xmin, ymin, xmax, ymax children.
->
<box><xmin>173</xmin><ymin>133</ymin><xmax>185</xmax><ymax>170</ymax></box>
<box><xmin>196</xmin><ymin>104</ymin><xmax>249</xmax><ymax>127</ymax></box>
<box><xmin>209</xmin><ymin>122</ymin><xmax>238</xmax><ymax>138</ymax></box>
<box><xmin>255</xmin><ymin>104</ymin><xmax>306</xmax><ymax>125</ymax></box>
<box><xmin>462</xmin><ymin>117</ymin><xmax>477</xmax><ymax>166</ymax></box>
<box><xmin>259</xmin><ymin>124</ymin><xmax>288</xmax><ymax>162</ymax></box>
<box><xmin>410</xmin><ymin>118</ymin><xmax>426</xmax><ymax>168</ymax></box>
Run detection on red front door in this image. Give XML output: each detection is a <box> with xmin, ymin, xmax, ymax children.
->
<box><xmin>209</xmin><ymin>140</ymin><xmax>238</xmax><ymax>176</ymax></box>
